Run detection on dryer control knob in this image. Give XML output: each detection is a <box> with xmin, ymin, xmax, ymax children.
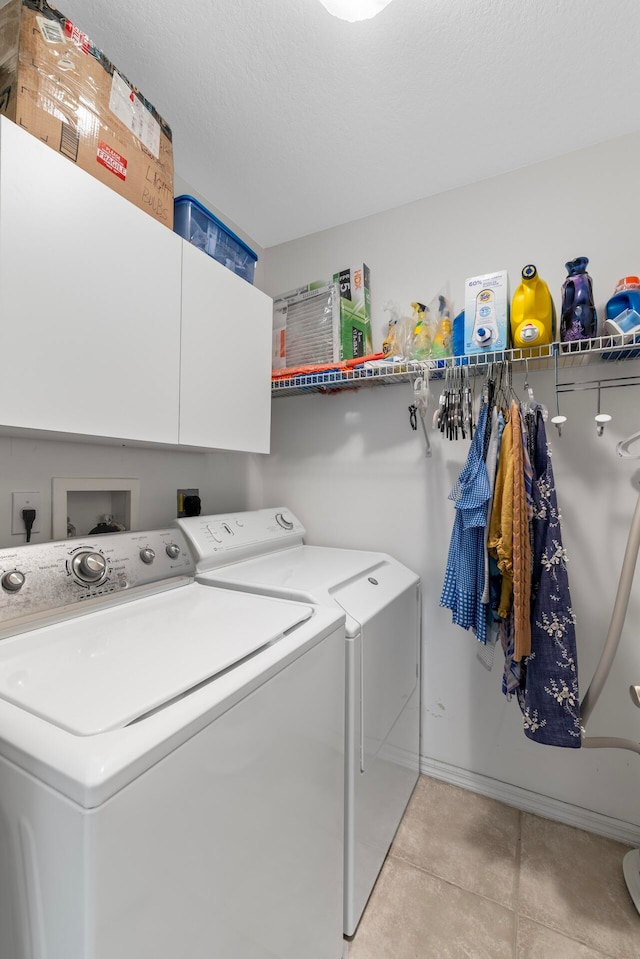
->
<box><xmin>2</xmin><ymin>570</ymin><xmax>25</xmax><ymax>592</ymax></box>
<box><xmin>139</xmin><ymin>547</ymin><xmax>156</xmax><ymax>565</ymax></box>
<box><xmin>165</xmin><ymin>543</ymin><xmax>181</xmax><ymax>559</ymax></box>
<box><xmin>72</xmin><ymin>551</ymin><xmax>106</xmax><ymax>583</ymax></box>
<box><xmin>275</xmin><ymin>512</ymin><xmax>294</xmax><ymax>530</ymax></box>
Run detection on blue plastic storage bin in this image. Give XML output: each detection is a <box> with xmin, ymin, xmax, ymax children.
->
<box><xmin>174</xmin><ymin>195</ymin><xmax>257</xmax><ymax>284</ymax></box>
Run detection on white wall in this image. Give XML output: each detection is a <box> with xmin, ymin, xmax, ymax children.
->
<box><xmin>0</xmin><ymin>435</ymin><xmax>257</xmax><ymax>546</ymax></box>
<box><xmin>262</xmin><ymin>131</ymin><xmax>640</xmax><ymax>834</ymax></box>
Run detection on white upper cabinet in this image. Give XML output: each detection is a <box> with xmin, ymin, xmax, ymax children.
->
<box><xmin>0</xmin><ymin>117</ymin><xmax>183</xmax><ymax>445</ymax></box>
<box><xmin>179</xmin><ymin>239</ymin><xmax>272</xmax><ymax>452</ymax></box>
<box><xmin>0</xmin><ymin>117</ymin><xmax>272</xmax><ymax>453</ymax></box>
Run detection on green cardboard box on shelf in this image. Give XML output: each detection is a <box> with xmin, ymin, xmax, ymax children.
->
<box><xmin>333</xmin><ymin>264</ymin><xmax>373</xmax><ymax>360</ymax></box>
<box><xmin>463</xmin><ymin>270</ymin><xmax>509</xmax><ymax>354</ymax></box>
<box><xmin>0</xmin><ymin>0</ymin><xmax>174</xmax><ymax>227</ymax></box>
<box><xmin>272</xmin><ymin>266</ymin><xmax>372</xmax><ymax>369</ymax></box>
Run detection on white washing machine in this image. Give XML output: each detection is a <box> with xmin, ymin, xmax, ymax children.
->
<box><xmin>176</xmin><ymin>507</ymin><xmax>421</xmax><ymax>937</ymax></box>
<box><xmin>0</xmin><ymin>528</ymin><xmax>345</xmax><ymax>959</ymax></box>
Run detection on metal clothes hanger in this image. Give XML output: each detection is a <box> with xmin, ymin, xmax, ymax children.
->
<box><xmin>520</xmin><ymin>358</ymin><xmax>548</xmax><ymax>424</ymax></box>
<box><xmin>431</xmin><ymin>364</ymin><xmax>474</xmax><ymax>441</ymax></box>
<box><xmin>408</xmin><ymin>367</ymin><xmax>432</xmax><ymax>457</ymax></box>
<box><xmin>462</xmin><ymin>368</ymin><xmax>474</xmax><ymax>439</ymax></box>
<box><xmin>505</xmin><ymin>360</ymin><xmax>520</xmax><ymax>407</ymax></box>
<box><xmin>492</xmin><ymin>359</ymin><xmax>518</xmax><ymax>415</ymax></box>
<box><xmin>522</xmin><ymin>358</ymin><xmax>535</xmax><ymax>412</ymax></box>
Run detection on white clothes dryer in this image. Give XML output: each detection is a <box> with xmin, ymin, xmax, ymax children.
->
<box><xmin>177</xmin><ymin>507</ymin><xmax>421</xmax><ymax>937</ymax></box>
<box><xmin>0</xmin><ymin>528</ymin><xmax>345</xmax><ymax>959</ymax></box>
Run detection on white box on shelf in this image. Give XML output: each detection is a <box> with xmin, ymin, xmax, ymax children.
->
<box><xmin>464</xmin><ymin>270</ymin><xmax>509</xmax><ymax>354</ymax></box>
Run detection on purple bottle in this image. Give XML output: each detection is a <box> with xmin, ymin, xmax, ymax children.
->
<box><xmin>560</xmin><ymin>257</ymin><xmax>597</xmax><ymax>342</ymax></box>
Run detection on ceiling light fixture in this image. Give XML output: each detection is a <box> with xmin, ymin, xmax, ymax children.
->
<box><xmin>318</xmin><ymin>0</ymin><xmax>395</xmax><ymax>22</ymax></box>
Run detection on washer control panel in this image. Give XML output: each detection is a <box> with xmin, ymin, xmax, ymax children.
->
<box><xmin>0</xmin><ymin>529</ymin><xmax>195</xmax><ymax>632</ymax></box>
<box><xmin>176</xmin><ymin>507</ymin><xmax>305</xmax><ymax>569</ymax></box>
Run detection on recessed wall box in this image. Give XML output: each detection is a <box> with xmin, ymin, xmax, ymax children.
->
<box><xmin>52</xmin><ymin>478</ymin><xmax>140</xmax><ymax>539</ymax></box>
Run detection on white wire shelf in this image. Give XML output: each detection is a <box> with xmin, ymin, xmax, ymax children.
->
<box><xmin>271</xmin><ymin>336</ymin><xmax>640</xmax><ymax>398</ymax></box>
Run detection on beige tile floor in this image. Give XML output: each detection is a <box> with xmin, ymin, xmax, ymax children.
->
<box><xmin>346</xmin><ymin>776</ymin><xmax>640</xmax><ymax>959</ymax></box>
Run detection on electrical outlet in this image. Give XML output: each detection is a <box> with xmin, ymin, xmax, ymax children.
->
<box><xmin>177</xmin><ymin>488</ymin><xmax>200</xmax><ymax>518</ymax></box>
<box><xmin>11</xmin><ymin>491</ymin><xmax>42</xmax><ymax>536</ymax></box>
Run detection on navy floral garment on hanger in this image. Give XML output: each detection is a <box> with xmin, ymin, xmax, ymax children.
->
<box><xmin>517</xmin><ymin>409</ymin><xmax>581</xmax><ymax>747</ymax></box>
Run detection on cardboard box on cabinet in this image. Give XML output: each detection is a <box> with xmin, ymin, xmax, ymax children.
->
<box><xmin>0</xmin><ymin>0</ymin><xmax>174</xmax><ymax>228</ymax></box>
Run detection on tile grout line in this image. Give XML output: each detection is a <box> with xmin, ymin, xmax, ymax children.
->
<box><xmin>516</xmin><ymin>911</ymin><xmax>633</xmax><ymax>959</ymax></box>
<box><xmin>519</xmin><ymin>917</ymin><xmax>628</xmax><ymax>959</ymax></box>
<box><xmin>514</xmin><ymin>814</ymin><xmax>631</xmax><ymax>959</ymax></box>
<box><xmin>387</xmin><ymin>849</ymin><xmax>517</xmax><ymax>914</ymax></box>
<box><xmin>512</xmin><ymin>810</ymin><xmax>523</xmax><ymax>959</ymax></box>
<box><xmin>366</xmin><ymin>785</ymin><xmax>639</xmax><ymax>959</ymax></box>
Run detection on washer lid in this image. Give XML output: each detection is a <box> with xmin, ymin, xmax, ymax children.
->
<box><xmin>0</xmin><ymin>584</ymin><xmax>313</xmax><ymax>735</ymax></box>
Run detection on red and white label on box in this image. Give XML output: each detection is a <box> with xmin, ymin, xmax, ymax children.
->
<box><xmin>64</xmin><ymin>20</ymin><xmax>91</xmax><ymax>54</ymax></box>
<box><xmin>96</xmin><ymin>140</ymin><xmax>127</xmax><ymax>181</ymax></box>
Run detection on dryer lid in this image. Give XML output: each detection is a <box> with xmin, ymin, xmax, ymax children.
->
<box><xmin>200</xmin><ymin>545</ymin><xmax>387</xmax><ymax>602</ymax></box>
<box><xmin>199</xmin><ymin>545</ymin><xmax>419</xmax><ymax>637</ymax></box>
<box><xmin>0</xmin><ymin>584</ymin><xmax>313</xmax><ymax>735</ymax></box>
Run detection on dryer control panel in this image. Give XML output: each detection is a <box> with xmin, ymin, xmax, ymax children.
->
<box><xmin>0</xmin><ymin>529</ymin><xmax>195</xmax><ymax>638</ymax></box>
<box><xmin>177</xmin><ymin>508</ymin><xmax>305</xmax><ymax>571</ymax></box>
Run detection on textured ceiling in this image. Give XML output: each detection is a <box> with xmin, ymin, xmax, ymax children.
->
<box><xmin>58</xmin><ymin>0</ymin><xmax>639</xmax><ymax>248</ymax></box>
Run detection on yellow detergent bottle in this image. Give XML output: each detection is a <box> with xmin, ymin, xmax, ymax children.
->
<box><xmin>511</xmin><ymin>264</ymin><xmax>555</xmax><ymax>349</ymax></box>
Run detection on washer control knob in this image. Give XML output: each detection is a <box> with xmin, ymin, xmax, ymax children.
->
<box><xmin>139</xmin><ymin>547</ymin><xmax>156</xmax><ymax>565</ymax></box>
<box><xmin>2</xmin><ymin>570</ymin><xmax>25</xmax><ymax>592</ymax></box>
<box><xmin>275</xmin><ymin>512</ymin><xmax>294</xmax><ymax>530</ymax></box>
<box><xmin>165</xmin><ymin>543</ymin><xmax>181</xmax><ymax>559</ymax></box>
<box><xmin>72</xmin><ymin>551</ymin><xmax>107</xmax><ymax>583</ymax></box>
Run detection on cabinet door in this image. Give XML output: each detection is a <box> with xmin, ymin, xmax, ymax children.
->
<box><xmin>0</xmin><ymin>118</ymin><xmax>181</xmax><ymax>444</ymax></box>
<box><xmin>180</xmin><ymin>240</ymin><xmax>272</xmax><ymax>452</ymax></box>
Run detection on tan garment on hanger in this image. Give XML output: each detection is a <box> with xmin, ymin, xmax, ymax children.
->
<box><xmin>511</xmin><ymin>403</ymin><xmax>532</xmax><ymax>660</ymax></box>
<box><xmin>488</xmin><ymin>409</ymin><xmax>513</xmax><ymax>618</ymax></box>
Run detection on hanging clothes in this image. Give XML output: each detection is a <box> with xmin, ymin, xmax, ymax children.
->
<box><xmin>487</xmin><ymin>411</ymin><xmax>514</xmax><ymax>619</ymax></box>
<box><xmin>498</xmin><ymin>402</ymin><xmax>534</xmax><ymax>695</ymax></box>
<box><xmin>440</xmin><ymin>401</ymin><xmax>491</xmax><ymax>644</ymax></box>
<box><xmin>481</xmin><ymin>406</ymin><xmax>504</xmax><ymax>606</ymax></box>
<box><xmin>500</xmin><ymin>606</ymin><xmax>521</xmax><ymax>696</ymax></box>
<box><xmin>511</xmin><ymin>403</ymin><xmax>532</xmax><ymax>661</ymax></box>
<box><xmin>440</xmin><ymin>366</ymin><xmax>580</xmax><ymax>747</ymax></box>
<box><xmin>479</xmin><ymin>407</ymin><xmax>508</xmax><ymax>668</ymax></box>
<box><xmin>517</xmin><ymin>409</ymin><xmax>581</xmax><ymax>747</ymax></box>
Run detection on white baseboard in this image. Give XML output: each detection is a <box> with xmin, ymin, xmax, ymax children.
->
<box><xmin>420</xmin><ymin>756</ymin><xmax>640</xmax><ymax>847</ymax></box>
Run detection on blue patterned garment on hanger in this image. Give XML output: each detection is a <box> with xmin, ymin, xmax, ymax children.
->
<box><xmin>517</xmin><ymin>410</ymin><xmax>581</xmax><ymax>747</ymax></box>
<box><xmin>440</xmin><ymin>402</ymin><xmax>491</xmax><ymax>645</ymax></box>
